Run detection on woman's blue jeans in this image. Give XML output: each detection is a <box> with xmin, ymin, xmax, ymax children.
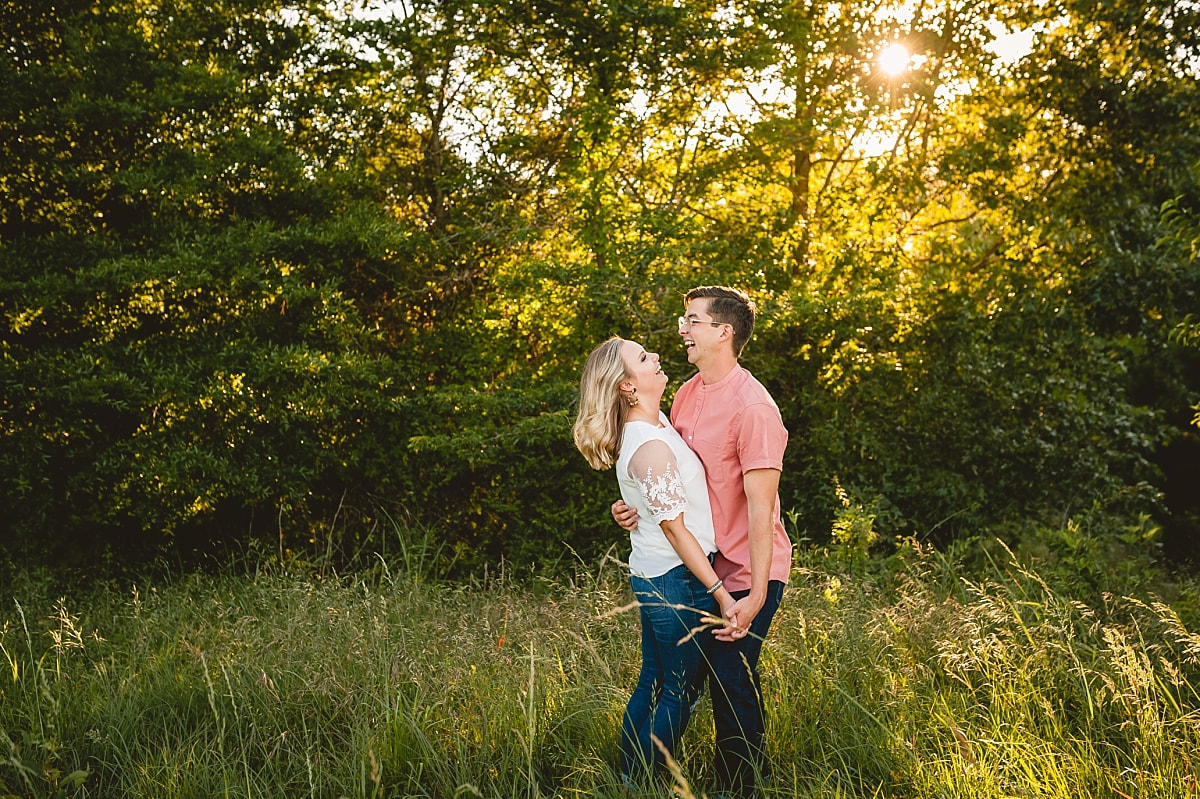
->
<box><xmin>621</xmin><ymin>564</ymin><xmax>717</xmax><ymax>784</ymax></box>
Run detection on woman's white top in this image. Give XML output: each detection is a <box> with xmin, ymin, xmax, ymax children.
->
<box><xmin>616</xmin><ymin>411</ymin><xmax>717</xmax><ymax>578</ymax></box>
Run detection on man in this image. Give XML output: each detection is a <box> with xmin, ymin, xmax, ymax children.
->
<box><xmin>612</xmin><ymin>285</ymin><xmax>792</xmax><ymax>799</ymax></box>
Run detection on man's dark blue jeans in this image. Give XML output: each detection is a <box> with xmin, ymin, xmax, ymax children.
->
<box><xmin>707</xmin><ymin>580</ymin><xmax>785</xmax><ymax>799</ymax></box>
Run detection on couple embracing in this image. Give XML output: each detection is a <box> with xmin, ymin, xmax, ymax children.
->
<box><xmin>572</xmin><ymin>286</ymin><xmax>792</xmax><ymax>798</ymax></box>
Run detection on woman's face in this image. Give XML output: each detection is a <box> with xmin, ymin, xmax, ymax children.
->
<box><xmin>620</xmin><ymin>340</ymin><xmax>667</xmax><ymax>397</ymax></box>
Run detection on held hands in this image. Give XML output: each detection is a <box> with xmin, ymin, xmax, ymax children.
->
<box><xmin>702</xmin><ymin>589</ymin><xmax>738</xmax><ymax>639</ymax></box>
<box><xmin>713</xmin><ymin>591</ymin><xmax>738</xmax><ymax>637</ymax></box>
<box><xmin>703</xmin><ymin>586</ymin><xmax>757</xmax><ymax>642</ymax></box>
<box><xmin>713</xmin><ymin>592</ymin><xmax>764</xmax><ymax>642</ymax></box>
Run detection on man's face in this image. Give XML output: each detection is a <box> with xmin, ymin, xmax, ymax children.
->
<box><xmin>678</xmin><ymin>297</ymin><xmax>727</xmax><ymax>365</ymax></box>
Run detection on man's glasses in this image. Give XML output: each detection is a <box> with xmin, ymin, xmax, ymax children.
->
<box><xmin>678</xmin><ymin>315</ymin><xmax>725</xmax><ymax>331</ymax></box>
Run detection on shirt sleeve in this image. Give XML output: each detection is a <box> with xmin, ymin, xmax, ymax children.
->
<box><xmin>626</xmin><ymin>438</ymin><xmax>688</xmax><ymax>524</ymax></box>
<box><xmin>736</xmin><ymin>402</ymin><xmax>788</xmax><ymax>471</ymax></box>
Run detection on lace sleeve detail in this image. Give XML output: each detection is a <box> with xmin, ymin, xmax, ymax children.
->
<box><xmin>627</xmin><ymin>439</ymin><xmax>687</xmax><ymax>524</ymax></box>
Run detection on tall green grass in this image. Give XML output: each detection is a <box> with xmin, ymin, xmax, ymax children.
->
<box><xmin>2</xmin><ymin>534</ymin><xmax>1198</xmax><ymax>798</ymax></box>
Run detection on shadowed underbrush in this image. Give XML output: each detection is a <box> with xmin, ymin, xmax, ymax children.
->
<box><xmin>2</xmin><ymin>533</ymin><xmax>1199</xmax><ymax>798</ymax></box>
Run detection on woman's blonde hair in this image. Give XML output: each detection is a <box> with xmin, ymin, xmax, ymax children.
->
<box><xmin>573</xmin><ymin>337</ymin><xmax>629</xmax><ymax>471</ymax></box>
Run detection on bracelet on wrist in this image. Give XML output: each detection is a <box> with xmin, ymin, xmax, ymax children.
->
<box><xmin>705</xmin><ymin>579</ymin><xmax>724</xmax><ymax>595</ymax></box>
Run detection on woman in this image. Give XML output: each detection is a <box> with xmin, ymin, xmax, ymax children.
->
<box><xmin>572</xmin><ymin>336</ymin><xmax>735</xmax><ymax>787</ymax></box>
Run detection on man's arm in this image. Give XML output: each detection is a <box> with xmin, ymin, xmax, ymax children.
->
<box><xmin>713</xmin><ymin>467</ymin><xmax>779</xmax><ymax>641</ymax></box>
<box><xmin>611</xmin><ymin>499</ymin><xmax>639</xmax><ymax>530</ymax></box>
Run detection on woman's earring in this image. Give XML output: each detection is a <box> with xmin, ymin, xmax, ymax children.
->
<box><xmin>625</xmin><ymin>389</ymin><xmax>639</xmax><ymax>407</ymax></box>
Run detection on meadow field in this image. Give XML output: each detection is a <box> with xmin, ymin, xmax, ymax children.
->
<box><xmin>3</xmin><ymin>531</ymin><xmax>1199</xmax><ymax>799</ymax></box>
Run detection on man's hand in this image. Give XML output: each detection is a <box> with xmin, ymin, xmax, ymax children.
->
<box><xmin>611</xmin><ymin>499</ymin><xmax>639</xmax><ymax>531</ymax></box>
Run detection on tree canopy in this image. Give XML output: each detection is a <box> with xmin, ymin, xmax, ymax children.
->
<box><xmin>2</xmin><ymin>0</ymin><xmax>1198</xmax><ymax>574</ymax></box>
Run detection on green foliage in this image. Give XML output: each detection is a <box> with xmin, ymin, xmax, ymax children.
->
<box><xmin>827</xmin><ymin>479</ymin><xmax>880</xmax><ymax>568</ymax></box>
<box><xmin>1163</xmin><ymin>198</ymin><xmax>1200</xmax><ymax>430</ymax></box>
<box><xmin>3</xmin><ymin>0</ymin><xmax>1200</xmax><ymax>572</ymax></box>
<box><xmin>0</xmin><ymin>222</ymin><xmax>418</xmax><ymax>576</ymax></box>
<box><xmin>374</xmin><ymin>382</ymin><xmax>619</xmax><ymax>574</ymax></box>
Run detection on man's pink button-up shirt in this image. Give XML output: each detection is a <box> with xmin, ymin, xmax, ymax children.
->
<box><xmin>671</xmin><ymin>365</ymin><xmax>792</xmax><ymax>592</ymax></box>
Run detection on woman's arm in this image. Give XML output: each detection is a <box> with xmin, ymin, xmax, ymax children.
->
<box><xmin>628</xmin><ymin>437</ymin><xmax>734</xmax><ymax>618</ymax></box>
<box><xmin>659</xmin><ymin>514</ymin><xmax>735</xmax><ymax>617</ymax></box>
